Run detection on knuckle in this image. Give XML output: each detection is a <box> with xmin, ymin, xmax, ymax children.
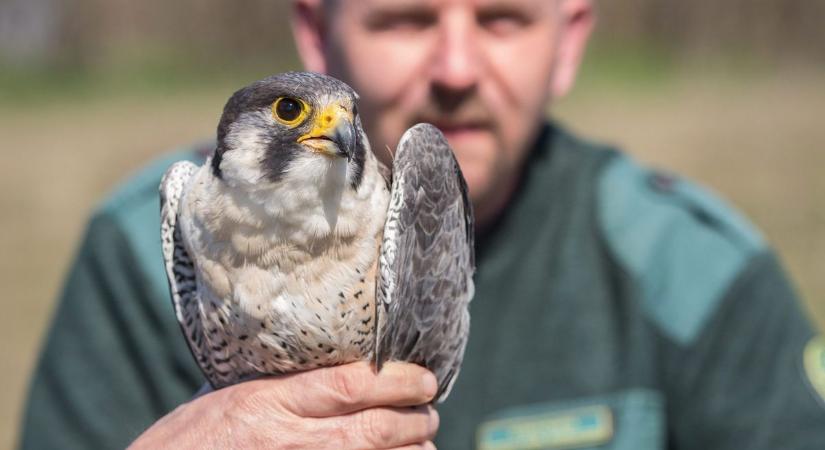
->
<box><xmin>224</xmin><ymin>382</ymin><xmax>260</xmax><ymax>412</ymax></box>
<box><xmin>223</xmin><ymin>380</ymin><xmax>282</xmax><ymax>417</ymax></box>
<box><xmin>359</xmin><ymin>409</ymin><xmax>394</xmax><ymax>447</ymax></box>
<box><xmin>227</xmin><ymin>389</ymin><xmax>323</xmax><ymax>448</ymax></box>
<box><xmin>328</xmin><ymin>367</ymin><xmax>367</xmax><ymax>407</ymax></box>
<box><xmin>329</xmin><ymin>420</ymin><xmax>355</xmax><ymax>448</ymax></box>
<box><xmin>222</xmin><ymin>386</ymin><xmax>263</xmax><ymax>425</ymax></box>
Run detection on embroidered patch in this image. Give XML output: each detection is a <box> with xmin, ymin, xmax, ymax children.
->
<box><xmin>804</xmin><ymin>335</ymin><xmax>825</xmax><ymax>402</ymax></box>
<box><xmin>477</xmin><ymin>405</ymin><xmax>613</xmax><ymax>450</ymax></box>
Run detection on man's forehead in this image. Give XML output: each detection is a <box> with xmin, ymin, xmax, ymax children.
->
<box><xmin>343</xmin><ymin>0</ymin><xmax>552</xmax><ymax>11</ymax></box>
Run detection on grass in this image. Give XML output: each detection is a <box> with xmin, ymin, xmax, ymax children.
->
<box><xmin>1</xmin><ymin>56</ymin><xmax>824</xmax><ymax>447</ymax></box>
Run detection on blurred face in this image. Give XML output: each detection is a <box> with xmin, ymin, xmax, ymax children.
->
<box><xmin>294</xmin><ymin>0</ymin><xmax>592</xmax><ymax>224</ymax></box>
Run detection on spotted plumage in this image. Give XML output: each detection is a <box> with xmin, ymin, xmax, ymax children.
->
<box><xmin>160</xmin><ymin>72</ymin><xmax>474</xmax><ymax>401</ymax></box>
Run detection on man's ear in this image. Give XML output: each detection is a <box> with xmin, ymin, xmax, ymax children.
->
<box><xmin>551</xmin><ymin>0</ymin><xmax>595</xmax><ymax>98</ymax></box>
<box><xmin>292</xmin><ymin>0</ymin><xmax>328</xmax><ymax>73</ymax></box>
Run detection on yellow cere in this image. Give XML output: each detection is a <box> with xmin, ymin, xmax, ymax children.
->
<box><xmin>298</xmin><ymin>102</ymin><xmax>353</xmax><ymax>143</ymax></box>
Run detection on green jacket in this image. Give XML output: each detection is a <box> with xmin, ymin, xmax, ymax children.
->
<box><xmin>20</xmin><ymin>123</ymin><xmax>825</xmax><ymax>449</ymax></box>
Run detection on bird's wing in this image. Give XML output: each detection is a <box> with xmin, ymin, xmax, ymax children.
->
<box><xmin>160</xmin><ymin>161</ymin><xmax>226</xmax><ymax>388</ymax></box>
<box><xmin>375</xmin><ymin>123</ymin><xmax>475</xmax><ymax>403</ymax></box>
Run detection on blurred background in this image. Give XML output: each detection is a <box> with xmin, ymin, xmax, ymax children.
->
<box><xmin>1</xmin><ymin>0</ymin><xmax>823</xmax><ymax>446</ymax></box>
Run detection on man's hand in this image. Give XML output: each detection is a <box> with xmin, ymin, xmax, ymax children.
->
<box><xmin>129</xmin><ymin>362</ymin><xmax>439</xmax><ymax>449</ymax></box>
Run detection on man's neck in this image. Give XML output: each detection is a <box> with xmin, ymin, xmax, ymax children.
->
<box><xmin>473</xmin><ymin>169</ymin><xmax>521</xmax><ymax>235</ymax></box>
<box><xmin>474</xmin><ymin>122</ymin><xmax>551</xmax><ymax>234</ymax></box>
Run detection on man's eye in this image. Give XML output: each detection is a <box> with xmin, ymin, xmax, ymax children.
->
<box><xmin>365</xmin><ymin>11</ymin><xmax>437</xmax><ymax>32</ymax></box>
<box><xmin>478</xmin><ymin>11</ymin><xmax>530</xmax><ymax>35</ymax></box>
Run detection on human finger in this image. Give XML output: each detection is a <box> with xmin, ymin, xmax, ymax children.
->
<box><xmin>318</xmin><ymin>404</ymin><xmax>439</xmax><ymax>449</ymax></box>
<box><xmin>279</xmin><ymin>361</ymin><xmax>438</xmax><ymax>417</ymax></box>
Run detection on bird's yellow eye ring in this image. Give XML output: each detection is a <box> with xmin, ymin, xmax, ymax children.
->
<box><xmin>272</xmin><ymin>97</ymin><xmax>309</xmax><ymax>126</ymax></box>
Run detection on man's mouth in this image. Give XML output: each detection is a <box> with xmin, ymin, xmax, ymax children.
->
<box><xmin>422</xmin><ymin>119</ymin><xmax>492</xmax><ymax>141</ymax></box>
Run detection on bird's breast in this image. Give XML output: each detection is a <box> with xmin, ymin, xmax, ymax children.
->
<box><xmin>180</xmin><ymin>157</ymin><xmax>390</xmax><ymax>376</ymax></box>
<box><xmin>197</xmin><ymin>247</ymin><xmax>380</xmax><ymax>374</ymax></box>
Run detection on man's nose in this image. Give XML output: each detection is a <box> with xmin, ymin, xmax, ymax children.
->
<box><xmin>430</xmin><ymin>12</ymin><xmax>480</xmax><ymax>93</ymax></box>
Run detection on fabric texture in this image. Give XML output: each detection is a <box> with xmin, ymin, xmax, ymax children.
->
<box><xmin>18</xmin><ymin>124</ymin><xmax>825</xmax><ymax>449</ymax></box>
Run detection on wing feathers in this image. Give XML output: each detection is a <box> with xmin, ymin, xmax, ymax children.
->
<box><xmin>160</xmin><ymin>161</ymin><xmax>229</xmax><ymax>388</ymax></box>
<box><xmin>375</xmin><ymin>123</ymin><xmax>475</xmax><ymax>402</ymax></box>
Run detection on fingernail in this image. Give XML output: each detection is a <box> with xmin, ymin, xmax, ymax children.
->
<box><xmin>424</xmin><ymin>441</ymin><xmax>437</xmax><ymax>450</ymax></box>
<box><xmin>422</xmin><ymin>372</ymin><xmax>438</xmax><ymax>398</ymax></box>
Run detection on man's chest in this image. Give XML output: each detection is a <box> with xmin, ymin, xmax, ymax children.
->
<box><xmin>435</xmin><ymin>242</ymin><xmax>667</xmax><ymax>450</ymax></box>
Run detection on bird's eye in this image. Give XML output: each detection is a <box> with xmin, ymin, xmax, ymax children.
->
<box><xmin>272</xmin><ymin>97</ymin><xmax>308</xmax><ymax>125</ymax></box>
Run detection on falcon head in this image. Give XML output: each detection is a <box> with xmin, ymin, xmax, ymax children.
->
<box><xmin>211</xmin><ymin>72</ymin><xmax>368</xmax><ymax>191</ymax></box>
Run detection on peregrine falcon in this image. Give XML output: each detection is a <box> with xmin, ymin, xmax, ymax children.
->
<box><xmin>160</xmin><ymin>72</ymin><xmax>474</xmax><ymax>402</ymax></box>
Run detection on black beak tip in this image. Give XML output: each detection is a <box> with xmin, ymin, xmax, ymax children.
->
<box><xmin>333</xmin><ymin>124</ymin><xmax>356</xmax><ymax>160</ymax></box>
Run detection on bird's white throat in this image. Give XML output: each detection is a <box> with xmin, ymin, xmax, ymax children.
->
<box><xmin>186</xmin><ymin>152</ymin><xmax>388</xmax><ymax>264</ymax></box>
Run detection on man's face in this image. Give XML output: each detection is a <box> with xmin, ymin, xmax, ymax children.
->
<box><xmin>298</xmin><ymin>0</ymin><xmax>589</xmax><ymax>223</ymax></box>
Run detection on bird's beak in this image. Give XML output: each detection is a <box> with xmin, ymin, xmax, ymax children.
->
<box><xmin>297</xmin><ymin>102</ymin><xmax>356</xmax><ymax>160</ymax></box>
